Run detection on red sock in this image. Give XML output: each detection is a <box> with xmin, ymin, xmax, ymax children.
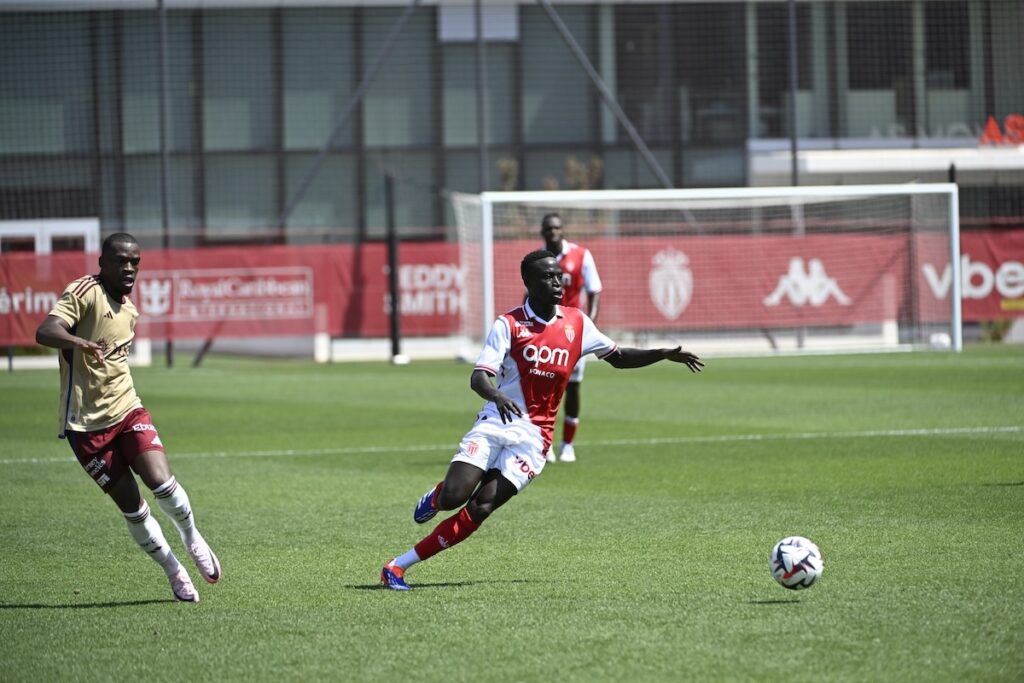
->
<box><xmin>562</xmin><ymin>417</ymin><xmax>579</xmax><ymax>444</ymax></box>
<box><xmin>430</xmin><ymin>481</ymin><xmax>443</xmax><ymax>509</ymax></box>
<box><xmin>414</xmin><ymin>507</ymin><xmax>480</xmax><ymax>561</ymax></box>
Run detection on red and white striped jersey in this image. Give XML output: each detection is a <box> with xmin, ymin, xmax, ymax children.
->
<box><xmin>548</xmin><ymin>240</ymin><xmax>602</xmax><ymax>310</ymax></box>
<box><xmin>474</xmin><ymin>301</ymin><xmax>616</xmax><ymax>448</ymax></box>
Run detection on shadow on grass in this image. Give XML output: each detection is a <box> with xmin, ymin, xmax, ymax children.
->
<box><xmin>347</xmin><ymin>579</ymin><xmax>532</xmax><ymax>591</ymax></box>
<box><xmin>0</xmin><ymin>598</ymin><xmax>176</xmax><ymax>609</ymax></box>
<box><xmin>749</xmin><ymin>598</ymin><xmax>802</xmax><ymax>605</ymax></box>
<box><xmin>983</xmin><ymin>481</ymin><xmax>1024</xmax><ymax>487</ymax></box>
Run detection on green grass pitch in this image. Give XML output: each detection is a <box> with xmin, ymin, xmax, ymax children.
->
<box><xmin>1</xmin><ymin>345</ymin><xmax>1022</xmax><ymax>682</ymax></box>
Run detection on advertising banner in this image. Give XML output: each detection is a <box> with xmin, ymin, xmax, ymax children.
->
<box><xmin>1</xmin><ymin>231</ymin><xmax>1021</xmax><ymax>347</ymax></box>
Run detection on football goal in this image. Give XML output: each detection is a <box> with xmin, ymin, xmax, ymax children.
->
<box><xmin>451</xmin><ymin>184</ymin><xmax>962</xmax><ymax>356</ymax></box>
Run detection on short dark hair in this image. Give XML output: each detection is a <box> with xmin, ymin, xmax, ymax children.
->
<box><xmin>102</xmin><ymin>232</ymin><xmax>138</xmax><ymax>256</ymax></box>
<box><xmin>540</xmin><ymin>213</ymin><xmax>562</xmax><ymax>228</ymax></box>
<box><xmin>521</xmin><ymin>249</ymin><xmax>555</xmax><ymax>281</ymax></box>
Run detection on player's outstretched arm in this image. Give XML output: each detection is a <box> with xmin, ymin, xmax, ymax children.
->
<box><xmin>36</xmin><ymin>315</ymin><xmax>104</xmax><ymax>362</ymax></box>
<box><xmin>603</xmin><ymin>346</ymin><xmax>704</xmax><ymax>373</ymax></box>
<box><xmin>470</xmin><ymin>369</ymin><xmax>524</xmax><ymax>423</ymax></box>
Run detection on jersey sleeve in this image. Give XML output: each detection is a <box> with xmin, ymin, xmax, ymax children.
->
<box><xmin>474</xmin><ymin>317</ymin><xmax>512</xmax><ymax>375</ymax></box>
<box><xmin>582</xmin><ymin>249</ymin><xmax>603</xmax><ymax>294</ymax></box>
<box><xmin>48</xmin><ymin>282</ymin><xmax>90</xmax><ymax>329</ymax></box>
<box><xmin>579</xmin><ymin>312</ymin><xmax>616</xmax><ymax>359</ymax></box>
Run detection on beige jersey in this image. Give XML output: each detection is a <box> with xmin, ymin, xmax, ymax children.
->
<box><xmin>48</xmin><ymin>274</ymin><xmax>142</xmax><ymax>436</ymax></box>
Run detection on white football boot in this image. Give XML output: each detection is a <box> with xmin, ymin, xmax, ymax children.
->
<box><xmin>559</xmin><ymin>443</ymin><xmax>576</xmax><ymax>463</ymax></box>
<box><xmin>169</xmin><ymin>567</ymin><xmax>199</xmax><ymax>603</ymax></box>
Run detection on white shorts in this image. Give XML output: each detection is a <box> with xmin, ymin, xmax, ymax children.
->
<box><xmin>451</xmin><ymin>417</ymin><xmax>547</xmax><ymax>491</ymax></box>
<box><xmin>569</xmin><ymin>355</ymin><xmax>587</xmax><ymax>383</ymax></box>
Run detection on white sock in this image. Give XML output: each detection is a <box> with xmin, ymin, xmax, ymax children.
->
<box><xmin>124</xmin><ymin>502</ymin><xmax>181</xmax><ymax>576</ymax></box>
<box><xmin>152</xmin><ymin>476</ymin><xmax>199</xmax><ymax>546</ymax></box>
<box><xmin>393</xmin><ymin>548</ymin><xmax>421</xmax><ymax>570</ymax></box>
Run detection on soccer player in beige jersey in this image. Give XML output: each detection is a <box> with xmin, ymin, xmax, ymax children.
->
<box><xmin>380</xmin><ymin>250</ymin><xmax>704</xmax><ymax>590</ymax></box>
<box><xmin>36</xmin><ymin>232</ymin><xmax>221</xmax><ymax>603</ymax></box>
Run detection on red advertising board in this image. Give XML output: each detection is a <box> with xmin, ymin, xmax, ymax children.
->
<box><xmin>493</xmin><ymin>234</ymin><xmax>909</xmax><ymax>330</ymax></box>
<box><xmin>1</xmin><ymin>230</ymin><xmax>1021</xmax><ymax>346</ymax></box>
<box><xmin>0</xmin><ymin>243</ymin><xmax>461</xmax><ymax>345</ymax></box>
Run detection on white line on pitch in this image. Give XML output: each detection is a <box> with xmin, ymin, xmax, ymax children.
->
<box><xmin>1</xmin><ymin>425</ymin><xmax>1020</xmax><ymax>466</ymax></box>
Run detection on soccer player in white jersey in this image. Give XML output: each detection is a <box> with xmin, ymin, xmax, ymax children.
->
<box><xmin>380</xmin><ymin>249</ymin><xmax>703</xmax><ymax>590</ymax></box>
<box><xmin>36</xmin><ymin>233</ymin><xmax>221</xmax><ymax>603</ymax></box>
<box><xmin>539</xmin><ymin>212</ymin><xmax>602</xmax><ymax>463</ymax></box>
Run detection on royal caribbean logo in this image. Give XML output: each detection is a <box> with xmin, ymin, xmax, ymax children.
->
<box><xmin>139</xmin><ymin>279</ymin><xmax>172</xmax><ymax>316</ymax></box>
<box><xmin>137</xmin><ymin>268</ymin><xmax>314</xmax><ymax>321</ymax></box>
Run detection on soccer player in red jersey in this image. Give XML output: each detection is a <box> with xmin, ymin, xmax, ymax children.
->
<box><xmin>36</xmin><ymin>233</ymin><xmax>221</xmax><ymax>603</ymax></box>
<box><xmin>380</xmin><ymin>249</ymin><xmax>703</xmax><ymax>590</ymax></box>
<box><xmin>540</xmin><ymin>212</ymin><xmax>602</xmax><ymax>463</ymax></box>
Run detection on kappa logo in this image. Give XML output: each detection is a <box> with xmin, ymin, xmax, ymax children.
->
<box><xmin>764</xmin><ymin>257</ymin><xmax>851</xmax><ymax>307</ymax></box>
<box><xmin>649</xmin><ymin>249</ymin><xmax>693</xmax><ymax>320</ymax></box>
<box><xmin>515</xmin><ymin>324</ymin><xmax>532</xmax><ymax>339</ymax></box>
<box><xmin>139</xmin><ymin>278</ymin><xmax>172</xmax><ymax>316</ymax></box>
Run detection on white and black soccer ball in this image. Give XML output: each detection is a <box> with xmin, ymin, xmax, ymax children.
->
<box><xmin>769</xmin><ymin>536</ymin><xmax>823</xmax><ymax>590</ymax></box>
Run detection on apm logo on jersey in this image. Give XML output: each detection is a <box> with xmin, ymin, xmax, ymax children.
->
<box><xmin>763</xmin><ymin>257</ymin><xmax>851</xmax><ymax>307</ymax></box>
<box><xmin>521</xmin><ymin>343</ymin><xmax>570</xmax><ymax>379</ymax></box>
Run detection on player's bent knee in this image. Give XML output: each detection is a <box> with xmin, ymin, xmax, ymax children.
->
<box><xmin>465</xmin><ymin>499</ymin><xmax>496</xmax><ymax>522</ymax></box>
<box><xmin>438</xmin><ymin>487</ymin><xmax>472</xmax><ymax>510</ymax></box>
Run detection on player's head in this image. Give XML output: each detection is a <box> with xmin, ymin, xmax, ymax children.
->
<box><xmin>98</xmin><ymin>232</ymin><xmax>141</xmax><ymax>297</ymax></box>
<box><xmin>540</xmin><ymin>213</ymin><xmax>564</xmax><ymax>251</ymax></box>
<box><xmin>521</xmin><ymin>249</ymin><xmax>562</xmax><ymax>307</ymax></box>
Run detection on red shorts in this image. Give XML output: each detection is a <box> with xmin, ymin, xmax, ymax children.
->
<box><xmin>65</xmin><ymin>407</ymin><xmax>165</xmax><ymax>492</ymax></box>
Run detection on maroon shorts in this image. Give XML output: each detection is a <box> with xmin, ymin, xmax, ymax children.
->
<box><xmin>66</xmin><ymin>407</ymin><xmax>165</xmax><ymax>492</ymax></box>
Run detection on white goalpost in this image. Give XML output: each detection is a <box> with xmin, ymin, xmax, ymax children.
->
<box><xmin>452</xmin><ymin>184</ymin><xmax>962</xmax><ymax>356</ymax></box>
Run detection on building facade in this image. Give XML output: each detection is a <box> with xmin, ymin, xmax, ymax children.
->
<box><xmin>1</xmin><ymin>0</ymin><xmax>1022</xmax><ymax>247</ymax></box>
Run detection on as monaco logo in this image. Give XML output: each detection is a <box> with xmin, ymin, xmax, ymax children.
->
<box><xmin>139</xmin><ymin>279</ymin><xmax>172</xmax><ymax>316</ymax></box>
<box><xmin>649</xmin><ymin>249</ymin><xmax>692</xmax><ymax>320</ymax></box>
<box><xmin>564</xmin><ymin>325</ymin><xmax>575</xmax><ymax>343</ymax></box>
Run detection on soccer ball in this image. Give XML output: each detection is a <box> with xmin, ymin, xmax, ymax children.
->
<box><xmin>769</xmin><ymin>536</ymin><xmax>823</xmax><ymax>590</ymax></box>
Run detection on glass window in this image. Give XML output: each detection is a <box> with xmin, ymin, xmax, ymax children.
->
<box><xmin>847</xmin><ymin>2</ymin><xmax>912</xmax><ymax>90</ymax></box>
<box><xmin>283</xmin><ymin>9</ymin><xmax>355</xmax><ymax>150</ymax></box>
<box><xmin>363</xmin><ymin>151</ymin><xmax>438</xmax><ymax>239</ymax></box>
<box><xmin>124</xmin><ymin>156</ymin><xmax>198</xmax><ymax>235</ymax></box>
<box><xmin>523</xmin><ymin>148</ymin><xmax>599</xmax><ymax>191</ymax></box>
<box><xmin>0</xmin><ymin>159</ymin><xmax>94</xmax><ymax>220</ymax></box>
<box><xmin>204</xmin><ymin>155</ymin><xmax>277</xmax><ymax>239</ymax></box>
<box><xmin>615</xmin><ymin>6</ymin><xmax>675</xmax><ymax>143</ymax></box>
<box><xmin>362</xmin><ymin>10</ymin><xmax>435</xmax><ymax>148</ymax></box>
<box><xmin>755</xmin><ymin>3</ymin><xmax>814</xmax><ymax>138</ymax></box>
<box><xmin>444</xmin><ymin>149</ymin><xmax>518</xmax><ymax>227</ymax></box>
<box><xmin>203</xmin><ymin>11</ymin><xmax>276</xmax><ymax>151</ymax></box>
<box><xmin>442</xmin><ymin>44</ymin><xmax>515</xmax><ymax>147</ymax></box>
<box><xmin>682</xmin><ymin>147</ymin><xmax>746</xmax><ymax>188</ymax></box>
<box><xmin>0</xmin><ymin>14</ymin><xmax>93</xmax><ymax>154</ymax></box>
<box><xmin>521</xmin><ymin>6</ymin><xmax>593</xmax><ymax>144</ymax></box>
<box><xmin>438</xmin><ymin>5</ymin><xmax>519</xmax><ymax>42</ymax></box>
<box><xmin>677</xmin><ymin>3</ymin><xmax>747</xmax><ymax>145</ymax></box>
<box><xmin>845</xmin><ymin>2</ymin><xmax>913</xmax><ymax>137</ymax></box>
<box><xmin>122</xmin><ymin>12</ymin><xmax>196</xmax><ymax>154</ymax></box>
<box><xmin>603</xmin><ymin>148</ymin><xmax>674</xmax><ymax>189</ymax></box>
<box><xmin>284</xmin><ymin>153</ymin><xmax>357</xmax><ymax>236</ymax></box>
<box><xmin>925</xmin><ymin>2</ymin><xmax>969</xmax><ymax>88</ymax></box>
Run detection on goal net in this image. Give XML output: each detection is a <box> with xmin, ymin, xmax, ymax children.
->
<box><xmin>452</xmin><ymin>185</ymin><xmax>961</xmax><ymax>356</ymax></box>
